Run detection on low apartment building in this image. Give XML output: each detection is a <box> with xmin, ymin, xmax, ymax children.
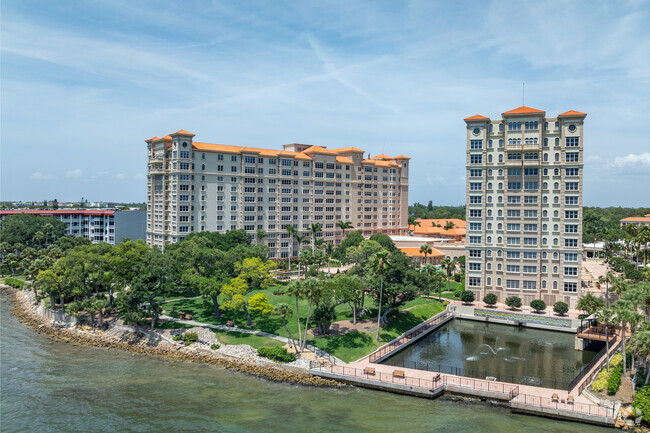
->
<box><xmin>0</xmin><ymin>209</ymin><xmax>146</xmax><ymax>245</ymax></box>
<box><xmin>146</xmin><ymin>131</ymin><xmax>409</xmax><ymax>258</ymax></box>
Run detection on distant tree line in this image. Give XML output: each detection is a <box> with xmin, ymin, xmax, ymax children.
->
<box><xmin>408</xmin><ymin>203</ymin><xmax>466</xmax><ymax>220</ymax></box>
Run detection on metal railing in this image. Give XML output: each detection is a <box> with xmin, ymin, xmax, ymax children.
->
<box><xmin>570</xmin><ymin>337</ymin><xmax>622</xmax><ymax>395</ymax></box>
<box><xmin>313</xmin><ymin>364</ymin><xmax>518</xmax><ymax>397</ymax></box>
<box><xmin>367</xmin><ymin>309</ymin><xmax>452</xmax><ymax>363</ymax></box>
<box><xmin>385</xmin><ymin>359</ymin><xmax>570</xmax><ymax>389</ymax></box>
<box><xmin>512</xmin><ymin>393</ymin><xmax>615</xmax><ymax>419</ymax></box>
<box><xmin>577</xmin><ymin>324</ymin><xmax>619</xmax><ymax>341</ymax></box>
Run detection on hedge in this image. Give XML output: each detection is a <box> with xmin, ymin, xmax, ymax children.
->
<box><xmin>634</xmin><ymin>385</ymin><xmax>650</xmax><ymax>422</ymax></box>
<box><xmin>607</xmin><ymin>364</ymin><xmax>623</xmax><ymax>395</ymax></box>
<box><xmin>257</xmin><ymin>346</ymin><xmax>296</xmax><ymax>363</ymax></box>
<box><xmin>3</xmin><ymin>278</ymin><xmax>24</xmax><ymax>289</ymax></box>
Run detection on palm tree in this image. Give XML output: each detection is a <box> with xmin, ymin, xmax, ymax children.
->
<box><xmin>372</xmin><ymin>250</ymin><xmax>390</xmax><ymax>342</ymax></box>
<box><xmin>256</xmin><ymin>229</ymin><xmax>267</xmax><ymax>246</ymax></box>
<box><xmin>636</xmin><ymin>226</ymin><xmax>650</xmax><ymax>267</ymax></box>
<box><xmin>336</xmin><ymin>220</ymin><xmax>353</xmax><ymax>238</ymax></box>
<box><xmin>274</xmin><ymin>303</ymin><xmax>297</xmax><ymax>350</ymax></box>
<box><xmin>444</xmin><ymin>221</ymin><xmax>455</xmax><ymax>230</ymax></box>
<box><xmin>614</xmin><ymin>300</ymin><xmax>642</xmax><ymax>376</ymax></box>
<box><xmin>419</xmin><ymin>244</ymin><xmax>432</xmax><ymax>268</ymax></box>
<box><xmin>324</xmin><ymin>242</ymin><xmax>335</xmax><ymax>276</ymax></box>
<box><xmin>309</xmin><ymin>223</ymin><xmax>322</xmax><ymax>253</ymax></box>
<box><xmin>630</xmin><ymin>329</ymin><xmax>650</xmax><ymax>386</ymax></box>
<box><xmin>441</xmin><ymin>256</ymin><xmax>454</xmax><ymax>294</ymax></box>
<box><xmin>294</xmin><ymin>234</ymin><xmax>306</xmax><ymax>279</ymax></box>
<box><xmin>598</xmin><ymin>272</ymin><xmax>615</xmax><ymax>307</ymax></box>
<box><xmin>595</xmin><ymin>308</ymin><xmax>617</xmax><ymax>372</ymax></box>
<box><xmin>284</xmin><ymin>225</ymin><xmax>296</xmax><ymax>270</ymax></box>
<box><xmin>407</xmin><ymin>216</ymin><xmax>420</xmax><ymax>232</ymax></box>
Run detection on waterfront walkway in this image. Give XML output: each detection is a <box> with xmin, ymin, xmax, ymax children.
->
<box><xmin>310</xmin><ymin>308</ymin><xmax>619</xmax><ymax>426</ymax></box>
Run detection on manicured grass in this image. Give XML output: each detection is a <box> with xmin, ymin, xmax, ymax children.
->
<box><xmin>162</xmin><ymin>285</ymin><xmax>447</xmax><ymax>362</ymax></box>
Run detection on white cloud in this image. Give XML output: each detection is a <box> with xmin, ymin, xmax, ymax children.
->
<box><xmin>611</xmin><ymin>152</ymin><xmax>650</xmax><ymax>168</ymax></box>
<box><xmin>65</xmin><ymin>169</ymin><xmax>83</xmax><ymax>178</ymax></box>
<box><xmin>30</xmin><ymin>172</ymin><xmax>56</xmax><ymax>180</ymax></box>
<box><xmin>135</xmin><ymin>173</ymin><xmax>147</xmax><ymax>180</ymax></box>
<box><xmin>115</xmin><ymin>173</ymin><xmax>126</xmax><ymax>179</ymax></box>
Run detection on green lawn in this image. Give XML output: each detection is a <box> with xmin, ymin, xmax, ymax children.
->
<box><xmin>155</xmin><ymin>320</ymin><xmax>283</xmax><ymax>349</ymax></box>
<box><xmin>160</xmin><ymin>285</ymin><xmax>447</xmax><ymax>362</ymax></box>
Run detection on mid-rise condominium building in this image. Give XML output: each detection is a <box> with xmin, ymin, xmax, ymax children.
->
<box><xmin>0</xmin><ymin>209</ymin><xmax>146</xmax><ymax>245</ymax></box>
<box><xmin>464</xmin><ymin>107</ymin><xmax>586</xmax><ymax>308</ymax></box>
<box><xmin>145</xmin><ymin>131</ymin><xmax>409</xmax><ymax>257</ymax></box>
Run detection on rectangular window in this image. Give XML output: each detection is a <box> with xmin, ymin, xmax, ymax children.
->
<box><xmin>524</xmin><ymin>196</ymin><xmax>537</xmax><ymax>204</ymax></box>
<box><xmin>468</xmin><ymin>277</ymin><xmax>481</xmax><ymax>287</ymax></box>
<box><xmin>469</xmin><ymin>222</ymin><xmax>482</xmax><ymax>231</ymax></box>
<box><xmin>508</xmin><ymin>182</ymin><xmax>521</xmax><ymax>190</ymax></box>
<box><xmin>470</xmin><ymin>140</ymin><xmax>483</xmax><ymax>149</ymax></box>
<box><xmin>565</xmin><ymin>224</ymin><xmax>578</xmax><ymax>233</ymax></box>
<box><xmin>507</xmin><ymin>265</ymin><xmax>520</xmax><ymax>272</ymax></box>
<box><xmin>566</xmin><ymin>152</ymin><xmax>579</xmax><ymax>162</ymax></box>
<box><xmin>507</xmin><ymin>196</ymin><xmax>520</xmax><ymax>204</ymax></box>
<box><xmin>469</xmin><ymin>196</ymin><xmax>482</xmax><ymax>204</ymax></box>
<box><xmin>524</xmin><ymin>153</ymin><xmax>538</xmax><ymax>160</ymax></box>
<box><xmin>565</xmin><ymin>253</ymin><xmax>578</xmax><ymax>262</ymax></box>
<box><xmin>564</xmin><ymin>267</ymin><xmax>578</xmax><ymax>276</ymax></box>
<box><xmin>524</xmin><ymin>210</ymin><xmax>537</xmax><ymax>217</ymax></box>
<box><xmin>524</xmin><ymin>182</ymin><xmax>538</xmax><ymax>190</ymax></box>
<box><xmin>523</xmin><ymin>252</ymin><xmax>537</xmax><ymax>259</ymax></box>
<box><xmin>470</xmin><ymin>182</ymin><xmax>482</xmax><ymax>191</ymax></box>
<box><xmin>470</xmin><ymin>155</ymin><xmax>482</xmax><ymax>164</ymax></box>
<box><xmin>523</xmin><ymin>238</ymin><xmax>537</xmax><ymax>245</ymax></box>
<box><xmin>508</xmin><ymin>168</ymin><xmax>521</xmax><ymax>176</ymax></box>
<box><xmin>566</xmin><ymin>137</ymin><xmax>579</xmax><ymax>147</ymax></box>
<box><xmin>566</xmin><ymin>168</ymin><xmax>579</xmax><ymax>176</ymax></box>
<box><xmin>506</xmin><ymin>280</ymin><xmax>519</xmax><ymax>289</ymax></box>
<box><xmin>565</xmin><ymin>238</ymin><xmax>578</xmax><ymax>247</ymax></box>
<box><xmin>565</xmin><ymin>196</ymin><xmax>578</xmax><ymax>205</ymax></box>
<box><xmin>524</xmin><ymin>168</ymin><xmax>538</xmax><ymax>176</ymax></box>
<box><xmin>469</xmin><ymin>249</ymin><xmax>482</xmax><ymax>258</ymax></box>
<box><xmin>524</xmin><ymin>224</ymin><xmax>537</xmax><ymax>232</ymax></box>
<box><xmin>469</xmin><ymin>209</ymin><xmax>482</xmax><ymax>217</ymax></box>
<box><xmin>470</xmin><ymin>169</ymin><xmax>482</xmax><ymax>177</ymax></box>
<box><xmin>469</xmin><ymin>236</ymin><xmax>481</xmax><ymax>244</ymax></box>
<box><xmin>507</xmin><ymin>237</ymin><xmax>520</xmax><ymax>245</ymax></box>
<box><xmin>564</xmin><ymin>283</ymin><xmax>577</xmax><ymax>293</ymax></box>
<box><xmin>508</xmin><ymin>153</ymin><xmax>522</xmax><ymax>160</ymax></box>
<box><xmin>523</xmin><ymin>281</ymin><xmax>537</xmax><ymax>290</ymax></box>
<box><xmin>469</xmin><ymin>263</ymin><xmax>481</xmax><ymax>271</ymax></box>
<box><xmin>506</xmin><ymin>251</ymin><xmax>520</xmax><ymax>259</ymax></box>
<box><xmin>244</xmin><ymin>156</ymin><xmax>256</xmax><ymax>164</ymax></box>
<box><xmin>523</xmin><ymin>266</ymin><xmax>537</xmax><ymax>273</ymax></box>
<box><xmin>565</xmin><ymin>210</ymin><xmax>579</xmax><ymax>219</ymax></box>
<box><xmin>507</xmin><ymin>223</ymin><xmax>520</xmax><ymax>231</ymax></box>
<box><xmin>507</xmin><ymin>210</ymin><xmax>521</xmax><ymax>217</ymax></box>
<box><xmin>565</xmin><ymin>182</ymin><xmax>579</xmax><ymax>191</ymax></box>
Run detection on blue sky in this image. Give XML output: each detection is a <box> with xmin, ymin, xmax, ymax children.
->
<box><xmin>1</xmin><ymin>0</ymin><xmax>649</xmax><ymax>206</ymax></box>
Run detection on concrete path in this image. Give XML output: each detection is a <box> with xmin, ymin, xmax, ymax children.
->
<box><xmin>159</xmin><ymin>314</ymin><xmax>345</xmax><ymax>365</ymax></box>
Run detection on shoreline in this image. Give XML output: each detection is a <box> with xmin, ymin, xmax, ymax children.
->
<box><xmin>1</xmin><ymin>286</ymin><xmax>340</xmax><ymax>388</ymax></box>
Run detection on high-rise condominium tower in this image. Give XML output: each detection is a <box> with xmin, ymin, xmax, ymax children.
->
<box><xmin>146</xmin><ymin>131</ymin><xmax>409</xmax><ymax>256</ymax></box>
<box><xmin>464</xmin><ymin>107</ymin><xmax>586</xmax><ymax>308</ymax></box>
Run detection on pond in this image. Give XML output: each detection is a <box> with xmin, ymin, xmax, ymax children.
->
<box><xmin>382</xmin><ymin>319</ymin><xmax>603</xmax><ymax>389</ymax></box>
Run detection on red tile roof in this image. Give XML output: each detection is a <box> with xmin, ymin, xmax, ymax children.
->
<box><xmin>502</xmin><ymin>106</ymin><xmax>545</xmax><ymax>115</ymax></box>
<box><xmin>558</xmin><ymin>110</ymin><xmax>587</xmax><ymax>117</ymax></box>
<box><xmin>400</xmin><ymin>247</ymin><xmax>445</xmax><ymax>258</ymax></box>
<box><xmin>171</xmin><ymin>129</ymin><xmax>195</xmax><ymax>136</ymax></box>
<box><xmin>464</xmin><ymin>114</ymin><xmax>490</xmax><ymax>121</ymax></box>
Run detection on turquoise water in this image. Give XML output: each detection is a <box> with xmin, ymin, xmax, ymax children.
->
<box><xmin>0</xmin><ymin>293</ymin><xmax>613</xmax><ymax>432</ymax></box>
<box><xmin>383</xmin><ymin>319</ymin><xmax>602</xmax><ymax>389</ymax></box>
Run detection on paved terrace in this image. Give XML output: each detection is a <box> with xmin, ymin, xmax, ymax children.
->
<box><xmin>310</xmin><ymin>308</ymin><xmax>619</xmax><ymax>426</ymax></box>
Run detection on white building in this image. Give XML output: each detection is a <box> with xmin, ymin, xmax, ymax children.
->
<box><xmin>464</xmin><ymin>107</ymin><xmax>586</xmax><ymax>307</ymax></box>
<box><xmin>145</xmin><ymin>131</ymin><xmax>410</xmax><ymax>257</ymax></box>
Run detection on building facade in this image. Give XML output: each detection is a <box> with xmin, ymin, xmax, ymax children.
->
<box><xmin>620</xmin><ymin>214</ymin><xmax>650</xmax><ymax>227</ymax></box>
<box><xmin>146</xmin><ymin>131</ymin><xmax>409</xmax><ymax>256</ymax></box>
<box><xmin>0</xmin><ymin>210</ymin><xmax>146</xmax><ymax>245</ymax></box>
<box><xmin>464</xmin><ymin>107</ymin><xmax>586</xmax><ymax>308</ymax></box>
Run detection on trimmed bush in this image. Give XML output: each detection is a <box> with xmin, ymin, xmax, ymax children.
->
<box><xmin>3</xmin><ymin>278</ymin><xmax>24</xmax><ymax>289</ymax></box>
<box><xmin>174</xmin><ymin>332</ymin><xmax>198</xmax><ymax>346</ymax></box>
<box><xmin>553</xmin><ymin>301</ymin><xmax>569</xmax><ymax>316</ymax></box>
<box><xmin>483</xmin><ymin>293</ymin><xmax>497</xmax><ymax>307</ymax></box>
<box><xmin>592</xmin><ymin>368</ymin><xmax>611</xmax><ymax>393</ymax></box>
<box><xmin>505</xmin><ymin>296</ymin><xmax>522</xmax><ymax>310</ymax></box>
<box><xmin>461</xmin><ymin>290</ymin><xmax>475</xmax><ymax>304</ymax></box>
<box><xmin>210</xmin><ymin>343</ymin><xmax>220</xmax><ymax>350</ymax></box>
<box><xmin>607</xmin><ymin>364</ymin><xmax>623</xmax><ymax>395</ymax></box>
<box><xmin>530</xmin><ymin>299</ymin><xmax>546</xmax><ymax>313</ymax></box>
<box><xmin>610</xmin><ymin>353</ymin><xmax>623</xmax><ymax>368</ymax></box>
<box><xmin>257</xmin><ymin>346</ymin><xmax>296</xmax><ymax>363</ymax></box>
<box><xmin>453</xmin><ymin>286</ymin><xmax>464</xmax><ymax>299</ymax></box>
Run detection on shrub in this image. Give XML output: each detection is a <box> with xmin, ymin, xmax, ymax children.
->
<box><xmin>257</xmin><ymin>346</ymin><xmax>296</xmax><ymax>363</ymax></box>
<box><xmin>530</xmin><ymin>299</ymin><xmax>546</xmax><ymax>313</ymax></box>
<box><xmin>453</xmin><ymin>273</ymin><xmax>462</xmax><ymax>282</ymax></box>
<box><xmin>442</xmin><ymin>300</ymin><xmax>449</xmax><ymax>306</ymax></box>
<box><xmin>592</xmin><ymin>368</ymin><xmax>612</xmax><ymax>392</ymax></box>
<box><xmin>483</xmin><ymin>293</ymin><xmax>497</xmax><ymax>307</ymax></box>
<box><xmin>210</xmin><ymin>343</ymin><xmax>220</xmax><ymax>350</ymax></box>
<box><xmin>634</xmin><ymin>385</ymin><xmax>650</xmax><ymax>422</ymax></box>
<box><xmin>607</xmin><ymin>364</ymin><xmax>623</xmax><ymax>395</ymax></box>
<box><xmin>461</xmin><ymin>290</ymin><xmax>475</xmax><ymax>304</ymax></box>
<box><xmin>3</xmin><ymin>278</ymin><xmax>23</xmax><ymax>289</ymax></box>
<box><xmin>610</xmin><ymin>353</ymin><xmax>623</xmax><ymax>368</ymax></box>
<box><xmin>553</xmin><ymin>301</ymin><xmax>569</xmax><ymax>316</ymax></box>
<box><xmin>453</xmin><ymin>286</ymin><xmax>464</xmax><ymax>299</ymax></box>
<box><xmin>174</xmin><ymin>332</ymin><xmax>198</xmax><ymax>346</ymax></box>
<box><xmin>505</xmin><ymin>296</ymin><xmax>522</xmax><ymax>310</ymax></box>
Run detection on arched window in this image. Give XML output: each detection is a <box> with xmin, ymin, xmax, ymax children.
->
<box><xmin>543</xmin><ymin>169</ymin><xmax>548</xmax><ymax>175</ymax></box>
<box><xmin>498</xmin><ymin>154</ymin><xmax>503</xmax><ymax>162</ymax></box>
<box><xmin>488</xmin><ymin>139</ymin><xmax>493</xmax><ymax>148</ymax></box>
<box><xmin>487</xmin><ymin>236</ymin><xmax>492</xmax><ymax>242</ymax></box>
<box><xmin>553</xmin><ymin>266</ymin><xmax>558</xmax><ymax>274</ymax></box>
<box><xmin>553</xmin><ymin>252</ymin><xmax>558</xmax><ymax>259</ymax></box>
<box><xmin>487</xmin><ymin>263</ymin><xmax>492</xmax><ymax>270</ymax></box>
<box><xmin>543</xmin><ymin>238</ymin><xmax>548</xmax><ymax>245</ymax></box>
<box><xmin>497</xmin><ymin>223</ymin><xmax>502</xmax><ymax>230</ymax></box>
<box><xmin>554</xmin><ymin>182</ymin><xmax>559</xmax><ymax>189</ymax></box>
<box><xmin>543</xmin><ymin>196</ymin><xmax>548</xmax><ymax>203</ymax></box>
<box><xmin>498</xmin><ymin>169</ymin><xmax>503</xmax><ymax>176</ymax></box>
<box><xmin>497</xmin><ymin>250</ymin><xmax>503</xmax><ymax>257</ymax></box>
<box><xmin>555</xmin><ymin>121</ymin><xmax>559</xmax><ymax>128</ymax></box>
<box><xmin>544</xmin><ymin>122</ymin><xmax>548</xmax><ymax>130</ymax></box>
<box><xmin>542</xmin><ymin>252</ymin><xmax>547</xmax><ymax>259</ymax></box>
<box><xmin>554</xmin><ymin>224</ymin><xmax>558</xmax><ymax>231</ymax></box>
<box><xmin>487</xmin><ymin>210</ymin><xmax>492</xmax><ymax>216</ymax></box>
<box><xmin>497</xmin><ymin>263</ymin><xmax>502</xmax><ymax>270</ymax></box>
<box><xmin>488</xmin><ymin>182</ymin><xmax>492</xmax><ymax>189</ymax></box>
<box><xmin>487</xmin><ymin>277</ymin><xmax>492</xmax><ymax>285</ymax></box>
<box><xmin>543</xmin><ymin>210</ymin><xmax>548</xmax><ymax>217</ymax></box>
<box><xmin>498</xmin><ymin>210</ymin><xmax>502</xmax><ymax>216</ymax></box>
<box><xmin>497</xmin><ymin>278</ymin><xmax>502</xmax><ymax>286</ymax></box>
<box><xmin>543</xmin><ymin>153</ymin><xmax>548</xmax><ymax>162</ymax></box>
<box><xmin>553</xmin><ymin>238</ymin><xmax>559</xmax><ymax>245</ymax></box>
<box><xmin>554</xmin><ymin>197</ymin><xmax>559</xmax><ymax>203</ymax></box>
<box><xmin>554</xmin><ymin>210</ymin><xmax>559</xmax><ymax>217</ymax></box>
<box><xmin>487</xmin><ymin>249</ymin><xmax>492</xmax><ymax>257</ymax></box>
<box><xmin>542</xmin><ymin>280</ymin><xmax>547</xmax><ymax>288</ymax></box>
<box><xmin>542</xmin><ymin>266</ymin><xmax>547</xmax><ymax>273</ymax></box>
<box><xmin>488</xmin><ymin>169</ymin><xmax>493</xmax><ymax>176</ymax></box>
<box><xmin>487</xmin><ymin>223</ymin><xmax>492</xmax><ymax>229</ymax></box>
<box><xmin>498</xmin><ymin>182</ymin><xmax>503</xmax><ymax>189</ymax></box>
<box><xmin>555</xmin><ymin>153</ymin><xmax>560</xmax><ymax>162</ymax></box>
<box><xmin>488</xmin><ymin>154</ymin><xmax>493</xmax><ymax>162</ymax></box>
<box><xmin>544</xmin><ymin>138</ymin><xmax>548</xmax><ymax>146</ymax></box>
<box><xmin>488</xmin><ymin>196</ymin><xmax>492</xmax><ymax>203</ymax></box>
<box><xmin>543</xmin><ymin>182</ymin><xmax>548</xmax><ymax>189</ymax></box>
<box><xmin>554</xmin><ymin>168</ymin><xmax>559</xmax><ymax>175</ymax></box>
<box><xmin>498</xmin><ymin>196</ymin><xmax>502</xmax><ymax>203</ymax></box>
<box><xmin>499</xmin><ymin>139</ymin><xmax>503</xmax><ymax>147</ymax></box>
<box><xmin>489</xmin><ymin>124</ymin><xmax>493</xmax><ymax>132</ymax></box>
<box><xmin>542</xmin><ymin>224</ymin><xmax>547</xmax><ymax>230</ymax></box>
<box><xmin>553</xmin><ymin>281</ymin><xmax>558</xmax><ymax>290</ymax></box>
<box><xmin>555</xmin><ymin>137</ymin><xmax>560</xmax><ymax>145</ymax></box>
<box><xmin>498</xmin><ymin>236</ymin><xmax>502</xmax><ymax>243</ymax></box>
